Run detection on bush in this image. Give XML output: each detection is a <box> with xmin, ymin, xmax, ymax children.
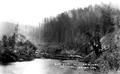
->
<box><xmin>92</xmin><ymin>31</ymin><xmax>120</xmax><ymax>73</ymax></box>
<box><xmin>0</xmin><ymin>32</ymin><xmax>37</xmax><ymax>64</ymax></box>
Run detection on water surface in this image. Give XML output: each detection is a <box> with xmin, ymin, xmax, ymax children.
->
<box><xmin>0</xmin><ymin>59</ymin><xmax>119</xmax><ymax>74</ymax></box>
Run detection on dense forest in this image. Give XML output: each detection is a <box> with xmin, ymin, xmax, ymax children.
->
<box><xmin>0</xmin><ymin>4</ymin><xmax>120</xmax><ymax>73</ymax></box>
<box><xmin>38</xmin><ymin>4</ymin><xmax>120</xmax><ymax>72</ymax></box>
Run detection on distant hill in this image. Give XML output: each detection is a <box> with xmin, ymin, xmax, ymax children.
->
<box><xmin>0</xmin><ymin>22</ymin><xmax>40</xmax><ymax>46</ymax></box>
<box><xmin>18</xmin><ymin>24</ymin><xmax>43</xmax><ymax>46</ymax></box>
<box><xmin>0</xmin><ymin>22</ymin><xmax>16</xmax><ymax>39</ymax></box>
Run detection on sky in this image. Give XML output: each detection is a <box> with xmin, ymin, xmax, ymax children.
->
<box><xmin>0</xmin><ymin>0</ymin><xmax>119</xmax><ymax>27</ymax></box>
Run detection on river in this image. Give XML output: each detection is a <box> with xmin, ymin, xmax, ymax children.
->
<box><xmin>0</xmin><ymin>59</ymin><xmax>119</xmax><ymax>74</ymax></box>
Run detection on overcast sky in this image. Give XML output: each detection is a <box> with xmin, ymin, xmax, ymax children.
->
<box><xmin>0</xmin><ymin>0</ymin><xmax>119</xmax><ymax>27</ymax></box>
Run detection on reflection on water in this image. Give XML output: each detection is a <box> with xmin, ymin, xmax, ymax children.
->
<box><xmin>0</xmin><ymin>59</ymin><xmax>119</xmax><ymax>74</ymax></box>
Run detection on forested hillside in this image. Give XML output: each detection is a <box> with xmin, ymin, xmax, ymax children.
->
<box><xmin>37</xmin><ymin>4</ymin><xmax>120</xmax><ymax>73</ymax></box>
<box><xmin>1</xmin><ymin>4</ymin><xmax>120</xmax><ymax>73</ymax></box>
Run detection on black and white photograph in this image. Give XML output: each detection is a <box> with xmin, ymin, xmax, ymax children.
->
<box><xmin>0</xmin><ymin>0</ymin><xmax>120</xmax><ymax>74</ymax></box>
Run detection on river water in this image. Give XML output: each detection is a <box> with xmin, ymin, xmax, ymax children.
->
<box><xmin>0</xmin><ymin>59</ymin><xmax>119</xmax><ymax>74</ymax></box>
